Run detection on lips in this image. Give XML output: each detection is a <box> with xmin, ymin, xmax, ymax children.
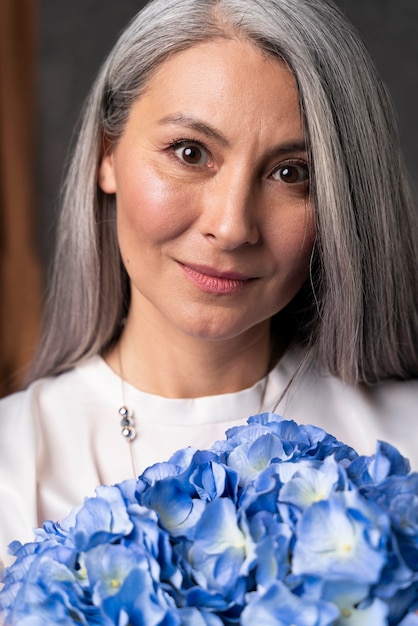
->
<box><xmin>178</xmin><ymin>262</ymin><xmax>254</xmax><ymax>295</ymax></box>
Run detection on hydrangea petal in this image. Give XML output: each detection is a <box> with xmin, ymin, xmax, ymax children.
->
<box><xmin>241</xmin><ymin>581</ymin><xmax>338</xmax><ymax>626</ymax></box>
<box><xmin>279</xmin><ymin>456</ymin><xmax>341</xmax><ymax>510</ymax></box>
<box><xmin>292</xmin><ymin>498</ymin><xmax>386</xmax><ymax>583</ymax></box>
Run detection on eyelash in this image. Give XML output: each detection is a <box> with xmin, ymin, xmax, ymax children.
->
<box><xmin>166</xmin><ymin>138</ymin><xmax>309</xmax><ymax>186</ymax></box>
<box><xmin>167</xmin><ymin>138</ymin><xmax>212</xmax><ymax>169</ymax></box>
<box><xmin>270</xmin><ymin>160</ymin><xmax>310</xmax><ymax>186</ymax></box>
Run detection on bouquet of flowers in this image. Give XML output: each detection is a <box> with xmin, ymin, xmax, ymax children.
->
<box><xmin>1</xmin><ymin>413</ymin><xmax>418</xmax><ymax>625</ymax></box>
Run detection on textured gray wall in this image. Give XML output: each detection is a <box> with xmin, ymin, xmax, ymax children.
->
<box><xmin>37</xmin><ymin>1</ymin><xmax>148</xmax><ymax>268</ymax></box>
<box><xmin>336</xmin><ymin>0</ymin><xmax>418</xmax><ymax>189</ymax></box>
<box><xmin>37</xmin><ymin>0</ymin><xmax>418</xmax><ymax>269</ymax></box>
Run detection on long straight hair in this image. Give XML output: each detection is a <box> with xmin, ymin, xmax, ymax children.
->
<box><xmin>27</xmin><ymin>0</ymin><xmax>418</xmax><ymax>386</ymax></box>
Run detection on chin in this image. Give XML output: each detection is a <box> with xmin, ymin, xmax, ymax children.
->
<box><xmin>176</xmin><ymin>311</ymin><xmax>268</xmax><ymax>343</ymax></box>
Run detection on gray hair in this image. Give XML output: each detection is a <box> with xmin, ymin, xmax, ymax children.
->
<box><xmin>27</xmin><ymin>0</ymin><xmax>418</xmax><ymax>386</ymax></box>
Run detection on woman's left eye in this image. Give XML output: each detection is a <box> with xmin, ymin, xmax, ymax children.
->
<box><xmin>271</xmin><ymin>162</ymin><xmax>309</xmax><ymax>184</ymax></box>
<box><xmin>173</xmin><ymin>143</ymin><xmax>210</xmax><ymax>166</ymax></box>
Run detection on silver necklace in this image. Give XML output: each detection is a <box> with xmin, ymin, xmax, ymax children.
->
<box><xmin>118</xmin><ymin>345</ymin><xmax>137</xmax><ymax>442</ymax></box>
<box><xmin>118</xmin><ymin>367</ymin><xmax>271</xmax><ymax>442</ymax></box>
<box><xmin>118</xmin><ymin>405</ymin><xmax>136</xmax><ymax>441</ymax></box>
<box><xmin>118</xmin><ymin>346</ymin><xmax>138</xmax><ymax>478</ymax></box>
<box><xmin>117</xmin><ymin>346</ymin><xmax>271</xmax><ymax>476</ymax></box>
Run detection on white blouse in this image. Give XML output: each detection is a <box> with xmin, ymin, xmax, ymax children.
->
<box><xmin>0</xmin><ymin>351</ymin><xmax>417</xmax><ymax>567</ymax></box>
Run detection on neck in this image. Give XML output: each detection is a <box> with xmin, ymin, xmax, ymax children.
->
<box><xmin>105</xmin><ymin>311</ymin><xmax>274</xmax><ymax>399</ymax></box>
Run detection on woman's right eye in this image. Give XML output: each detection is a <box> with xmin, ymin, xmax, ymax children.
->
<box><xmin>172</xmin><ymin>142</ymin><xmax>210</xmax><ymax>167</ymax></box>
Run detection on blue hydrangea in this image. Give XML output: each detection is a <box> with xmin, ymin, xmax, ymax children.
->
<box><xmin>1</xmin><ymin>413</ymin><xmax>418</xmax><ymax>624</ymax></box>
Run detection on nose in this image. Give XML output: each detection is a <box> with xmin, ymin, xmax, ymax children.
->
<box><xmin>198</xmin><ymin>171</ymin><xmax>260</xmax><ymax>250</ymax></box>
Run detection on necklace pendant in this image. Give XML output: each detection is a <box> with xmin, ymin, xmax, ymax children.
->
<box><xmin>121</xmin><ymin>425</ymin><xmax>136</xmax><ymax>441</ymax></box>
<box><xmin>119</xmin><ymin>406</ymin><xmax>137</xmax><ymax>442</ymax></box>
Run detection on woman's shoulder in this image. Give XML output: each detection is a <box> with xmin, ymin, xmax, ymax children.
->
<box><xmin>294</xmin><ymin>355</ymin><xmax>418</xmax><ymax>420</ymax></box>
<box><xmin>278</xmin><ymin>349</ymin><xmax>418</xmax><ymax>408</ymax></box>
<box><xmin>273</xmin><ymin>351</ymin><xmax>418</xmax><ymax>466</ymax></box>
<box><xmin>0</xmin><ymin>355</ymin><xmax>112</xmax><ymax>421</ymax></box>
<box><xmin>334</xmin><ymin>375</ymin><xmax>418</xmax><ymax>468</ymax></box>
<box><xmin>363</xmin><ymin>375</ymin><xmax>418</xmax><ymax>422</ymax></box>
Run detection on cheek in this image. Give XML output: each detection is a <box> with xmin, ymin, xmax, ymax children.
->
<box><xmin>293</xmin><ymin>226</ymin><xmax>315</xmax><ymax>283</ymax></box>
<box><xmin>273</xmin><ymin>207</ymin><xmax>315</xmax><ymax>276</ymax></box>
<box><xmin>116</xmin><ymin>166</ymin><xmax>193</xmax><ymax>244</ymax></box>
<box><xmin>295</xmin><ymin>214</ymin><xmax>315</xmax><ymax>268</ymax></box>
<box><xmin>266</xmin><ymin>210</ymin><xmax>315</xmax><ymax>315</ymax></box>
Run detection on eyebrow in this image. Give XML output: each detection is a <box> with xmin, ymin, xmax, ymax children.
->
<box><xmin>157</xmin><ymin>113</ymin><xmax>230</xmax><ymax>147</ymax></box>
<box><xmin>157</xmin><ymin>112</ymin><xmax>307</xmax><ymax>156</ymax></box>
<box><xmin>264</xmin><ymin>141</ymin><xmax>308</xmax><ymax>159</ymax></box>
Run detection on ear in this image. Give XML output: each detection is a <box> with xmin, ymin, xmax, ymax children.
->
<box><xmin>98</xmin><ymin>150</ymin><xmax>117</xmax><ymax>194</ymax></box>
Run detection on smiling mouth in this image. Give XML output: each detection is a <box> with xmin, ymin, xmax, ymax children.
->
<box><xmin>179</xmin><ymin>262</ymin><xmax>254</xmax><ymax>295</ymax></box>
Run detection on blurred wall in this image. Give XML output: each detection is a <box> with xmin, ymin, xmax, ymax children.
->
<box><xmin>0</xmin><ymin>0</ymin><xmax>42</xmax><ymax>395</ymax></box>
<box><xmin>37</xmin><ymin>0</ymin><xmax>148</xmax><ymax>271</ymax></box>
<box><xmin>336</xmin><ymin>0</ymin><xmax>418</xmax><ymax>189</ymax></box>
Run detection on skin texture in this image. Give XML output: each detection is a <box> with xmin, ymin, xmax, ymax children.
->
<box><xmin>99</xmin><ymin>38</ymin><xmax>315</xmax><ymax>397</ymax></box>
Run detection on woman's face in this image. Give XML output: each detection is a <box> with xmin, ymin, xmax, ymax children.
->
<box><xmin>99</xmin><ymin>38</ymin><xmax>314</xmax><ymax>344</ymax></box>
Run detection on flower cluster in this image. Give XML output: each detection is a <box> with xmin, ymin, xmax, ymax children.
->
<box><xmin>1</xmin><ymin>413</ymin><xmax>418</xmax><ymax>625</ymax></box>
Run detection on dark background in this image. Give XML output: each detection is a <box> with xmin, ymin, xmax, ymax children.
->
<box><xmin>37</xmin><ymin>0</ymin><xmax>418</xmax><ymax>271</ymax></box>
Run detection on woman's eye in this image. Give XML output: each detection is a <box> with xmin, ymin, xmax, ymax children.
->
<box><xmin>173</xmin><ymin>143</ymin><xmax>210</xmax><ymax>166</ymax></box>
<box><xmin>271</xmin><ymin>163</ymin><xmax>309</xmax><ymax>184</ymax></box>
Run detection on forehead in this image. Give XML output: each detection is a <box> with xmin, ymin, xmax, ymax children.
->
<box><xmin>128</xmin><ymin>38</ymin><xmax>303</xmax><ymax>146</ymax></box>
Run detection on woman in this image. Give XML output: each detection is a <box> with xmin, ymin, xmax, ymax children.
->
<box><xmin>0</xmin><ymin>0</ymin><xmax>417</xmax><ymax>566</ymax></box>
